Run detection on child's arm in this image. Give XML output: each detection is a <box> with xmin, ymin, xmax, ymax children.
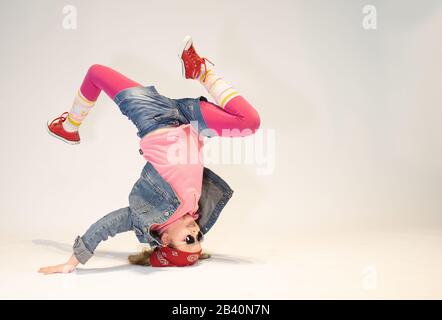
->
<box><xmin>38</xmin><ymin>206</ymin><xmax>134</xmax><ymax>275</ymax></box>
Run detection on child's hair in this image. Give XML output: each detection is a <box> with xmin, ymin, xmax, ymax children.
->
<box><xmin>128</xmin><ymin>247</ymin><xmax>210</xmax><ymax>266</ymax></box>
<box><xmin>128</xmin><ymin>248</ymin><xmax>154</xmax><ymax>266</ymax></box>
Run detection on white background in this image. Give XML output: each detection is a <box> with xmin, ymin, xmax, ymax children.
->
<box><xmin>0</xmin><ymin>0</ymin><xmax>441</xmax><ymax>299</ymax></box>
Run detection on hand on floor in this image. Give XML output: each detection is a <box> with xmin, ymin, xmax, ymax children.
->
<box><xmin>38</xmin><ymin>263</ymin><xmax>76</xmax><ymax>275</ymax></box>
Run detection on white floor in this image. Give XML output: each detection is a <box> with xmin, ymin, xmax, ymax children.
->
<box><xmin>1</xmin><ymin>227</ymin><xmax>441</xmax><ymax>300</ymax></box>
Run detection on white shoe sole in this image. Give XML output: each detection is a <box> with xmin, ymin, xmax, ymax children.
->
<box><xmin>178</xmin><ymin>35</ymin><xmax>193</xmax><ymax>79</ymax></box>
<box><xmin>46</xmin><ymin>119</ymin><xmax>80</xmax><ymax>145</ymax></box>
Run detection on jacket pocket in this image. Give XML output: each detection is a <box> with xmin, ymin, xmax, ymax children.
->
<box><xmin>129</xmin><ymin>177</ymin><xmax>164</xmax><ymax>214</ymax></box>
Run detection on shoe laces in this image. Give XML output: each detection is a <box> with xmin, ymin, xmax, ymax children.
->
<box><xmin>200</xmin><ymin>57</ymin><xmax>215</xmax><ymax>81</ymax></box>
<box><xmin>50</xmin><ymin>112</ymin><xmax>69</xmax><ymax>126</ymax></box>
<box><xmin>186</xmin><ymin>45</ymin><xmax>215</xmax><ymax>79</ymax></box>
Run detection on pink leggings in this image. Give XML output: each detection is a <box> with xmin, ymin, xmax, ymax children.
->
<box><xmin>80</xmin><ymin>64</ymin><xmax>260</xmax><ymax>137</ymax></box>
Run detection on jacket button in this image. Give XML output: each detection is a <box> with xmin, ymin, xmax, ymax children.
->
<box><xmin>139</xmin><ymin>148</ymin><xmax>143</xmax><ymax>155</ymax></box>
<box><xmin>164</xmin><ymin>212</ymin><xmax>170</xmax><ymax>216</ymax></box>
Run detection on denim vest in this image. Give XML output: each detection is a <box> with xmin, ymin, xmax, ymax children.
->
<box><xmin>72</xmin><ymin>86</ymin><xmax>234</xmax><ymax>264</ymax></box>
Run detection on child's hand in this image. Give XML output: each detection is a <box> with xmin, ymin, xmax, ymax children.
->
<box><xmin>38</xmin><ymin>263</ymin><xmax>76</xmax><ymax>275</ymax></box>
<box><xmin>39</xmin><ymin>254</ymin><xmax>79</xmax><ymax>275</ymax></box>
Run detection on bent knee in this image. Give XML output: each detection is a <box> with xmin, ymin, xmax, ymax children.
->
<box><xmin>87</xmin><ymin>64</ymin><xmax>108</xmax><ymax>76</ymax></box>
<box><xmin>250</xmin><ymin>110</ymin><xmax>261</xmax><ymax>132</ymax></box>
<box><xmin>241</xmin><ymin>110</ymin><xmax>261</xmax><ymax>134</ymax></box>
<box><xmin>230</xmin><ymin>97</ymin><xmax>260</xmax><ymax>133</ymax></box>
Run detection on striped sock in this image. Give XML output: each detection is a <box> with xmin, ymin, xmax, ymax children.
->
<box><xmin>197</xmin><ymin>67</ymin><xmax>240</xmax><ymax>108</ymax></box>
<box><xmin>62</xmin><ymin>90</ymin><xmax>96</xmax><ymax>132</ymax></box>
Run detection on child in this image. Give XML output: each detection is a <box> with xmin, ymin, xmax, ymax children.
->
<box><xmin>39</xmin><ymin>36</ymin><xmax>260</xmax><ymax>274</ymax></box>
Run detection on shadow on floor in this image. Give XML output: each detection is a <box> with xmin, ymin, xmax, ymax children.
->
<box><xmin>33</xmin><ymin>239</ymin><xmax>260</xmax><ymax>274</ymax></box>
<box><xmin>74</xmin><ymin>264</ymin><xmax>168</xmax><ymax>275</ymax></box>
<box><xmin>33</xmin><ymin>239</ymin><xmax>131</xmax><ymax>260</ymax></box>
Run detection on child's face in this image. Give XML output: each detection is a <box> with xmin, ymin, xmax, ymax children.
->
<box><xmin>161</xmin><ymin>214</ymin><xmax>202</xmax><ymax>253</ymax></box>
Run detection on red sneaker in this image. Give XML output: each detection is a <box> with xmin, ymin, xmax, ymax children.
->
<box><xmin>179</xmin><ymin>35</ymin><xmax>215</xmax><ymax>80</ymax></box>
<box><xmin>46</xmin><ymin>112</ymin><xmax>80</xmax><ymax>145</ymax></box>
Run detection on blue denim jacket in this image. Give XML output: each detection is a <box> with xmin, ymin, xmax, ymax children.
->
<box><xmin>73</xmin><ymin>86</ymin><xmax>234</xmax><ymax>264</ymax></box>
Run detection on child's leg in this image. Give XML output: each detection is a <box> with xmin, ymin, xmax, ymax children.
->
<box><xmin>79</xmin><ymin>64</ymin><xmax>142</xmax><ymax>101</ymax></box>
<box><xmin>197</xmin><ymin>68</ymin><xmax>260</xmax><ymax>137</ymax></box>
<box><xmin>64</xmin><ymin>64</ymin><xmax>142</xmax><ymax>132</ymax></box>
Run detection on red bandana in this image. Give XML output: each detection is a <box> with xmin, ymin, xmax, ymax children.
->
<box><xmin>149</xmin><ymin>246</ymin><xmax>202</xmax><ymax>267</ymax></box>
